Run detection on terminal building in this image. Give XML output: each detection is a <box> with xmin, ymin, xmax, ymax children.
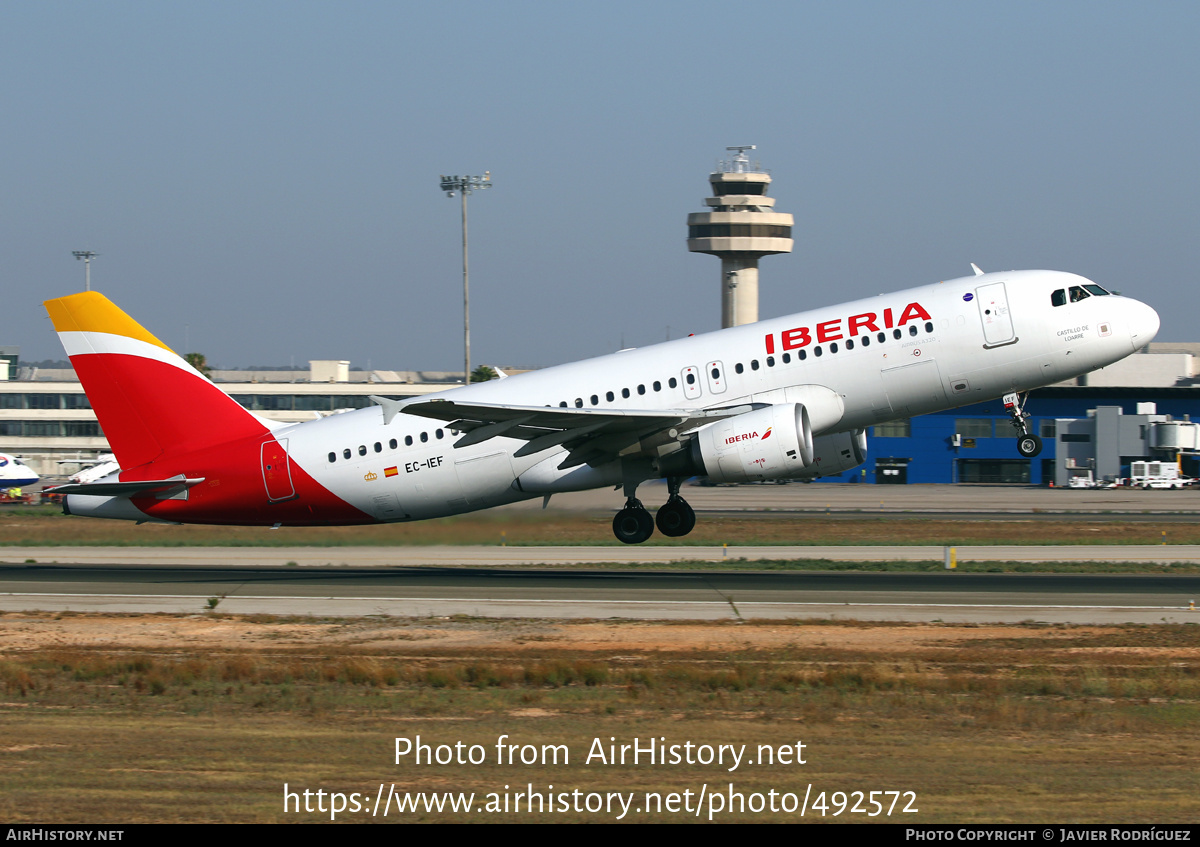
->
<box><xmin>864</xmin><ymin>344</ymin><xmax>1200</xmax><ymax>485</ymax></box>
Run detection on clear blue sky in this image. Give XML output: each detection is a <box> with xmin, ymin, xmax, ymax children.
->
<box><xmin>4</xmin><ymin>1</ymin><xmax>1197</xmax><ymax>369</ymax></box>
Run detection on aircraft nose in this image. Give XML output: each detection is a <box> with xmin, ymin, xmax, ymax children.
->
<box><xmin>1127</xmin><ymin>299</ymin><xmax>1160</xmax><ymax>350</ymax></box>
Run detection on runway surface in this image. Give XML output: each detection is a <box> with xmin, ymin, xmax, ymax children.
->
<box><xmin>6</xmin><ymin>544</ymin><xmax>1200</xmax><ymax>566</ymax></box>
<box><xmin>3</xmin><ymin>557</ymin><xmax>1200</xmax><ymax>623</ymax></box>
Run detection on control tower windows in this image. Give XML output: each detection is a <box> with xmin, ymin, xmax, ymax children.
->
<box><xmin>711</xmin><ymin>181</ymin><xmax>768</xmax><ymax>196</ymax></box>
<box><xmin>687</xmin><ymin>223</ymin><xmax>792</xmax><ymax>239</ymax></box>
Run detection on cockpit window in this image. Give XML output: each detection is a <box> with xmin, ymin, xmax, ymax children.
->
<box><xmin>1051</xmin><ymin>289</ymin><xmax>1066</xmax><ymax>307</ymax></box>
<box><xmin>1083</xmin><ymin>284</ymin><xmax>1110</xmax><ymax>296</ymax></box>
<box><xmin>1069</xmin><ymin>286</ymin><xmax>1090</xmax><ymax>302</ymax></box>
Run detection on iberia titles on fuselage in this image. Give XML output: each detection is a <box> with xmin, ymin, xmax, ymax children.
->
<box><xmin>45</xmin><ymin>268</ymin><xmax>1158</xmax><ymax>543</ymax></box>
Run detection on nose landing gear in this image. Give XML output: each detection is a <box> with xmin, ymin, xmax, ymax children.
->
<box><xmin>1004</xmin><ymin>392</ymin><xmax>1043</xmax><ymax>457</ymax></box>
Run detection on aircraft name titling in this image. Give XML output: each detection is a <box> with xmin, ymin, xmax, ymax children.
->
<box><xmin>764</xmin><ymin>302</ymin><xmax>933</xmax><ymax>354</ymax></box>
<box><xmin>725</xmin><ymin>426</ymin><xmax>772</xmax><ymax>446</ymax></box>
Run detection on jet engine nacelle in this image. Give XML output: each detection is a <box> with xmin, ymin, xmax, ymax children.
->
<box><xmin>690</xmin><ymin>403</ymin><xmax>815</xmax><ymax>484</ymax></box>
<box><xmin>795</xmin><ymin>429</ymin><xmax>868</xmax><ymax>478</ymax></box>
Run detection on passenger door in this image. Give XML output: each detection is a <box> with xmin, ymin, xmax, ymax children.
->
<box><xmin>975</xmin><ymin>282</ymin><xmax>1016</xmax><ymax>347</ymax></box>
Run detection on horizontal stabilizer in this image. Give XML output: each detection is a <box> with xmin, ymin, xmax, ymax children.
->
<box><xmin>48</xmin><ymin>476</ymin><xmax>205</xmax><ymax>500</ymax></box>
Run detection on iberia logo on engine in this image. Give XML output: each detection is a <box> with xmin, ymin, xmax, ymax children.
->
<box><xmin>726</xmin><ymin>430</ymin><xmax>766</xmax><ymax>445</ymax></box>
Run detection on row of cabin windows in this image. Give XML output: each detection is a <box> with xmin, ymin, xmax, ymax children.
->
<box><xmin>1050</xmin><ymin>284</ymin><xmax>1110</xmax><ymax>307</ymax></box>
<box><xmin>322</xmin><ymin>321</ymin><xmax>943</xmax><ymax>459</ymax></box>
<box><xmin>561</xmin><ymin>378</ymin><xmax>680</xmax><ymax>407</ymax></box>
<box><xmin>327</xmin><ymin>428</ymin><xmax>445</xmax><ymax>463</ymax></box>
<box><xmin>555</xmin><ymin>322</ymin><xmax>937</xmax><ymax>408</ymax></box>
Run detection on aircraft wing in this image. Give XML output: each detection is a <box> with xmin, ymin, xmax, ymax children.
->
<box><xmin>385</xmin><ymin>397</ymin><xmax>758</xmax><ymax>469</ymax></box>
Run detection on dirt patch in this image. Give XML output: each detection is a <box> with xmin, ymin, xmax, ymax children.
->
<box><xmin>0</xmin><ymin>612</ymin><xmax>1111</xmax><ymax>655</ymax></box>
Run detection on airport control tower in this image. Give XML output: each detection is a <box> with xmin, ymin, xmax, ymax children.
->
<box><xmin>687</xmin><ymin>146</ymin><xmax>794</xmax><ymax>327</ymax></box>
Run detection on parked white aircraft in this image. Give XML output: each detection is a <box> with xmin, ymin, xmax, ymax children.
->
<box><xmin>45</xmin><ymin>268</ymin><xmax>1158</xmax><ymax>542</ymax></box>
<box><xmin>68</xmin><ymin>454</ymin><xmax>120</xmax><ymax>485</ymax></box>
<box><xmin>0</xmin><ymin>453</ymin><xmax>39</xmax><ymax>488</ymax></box>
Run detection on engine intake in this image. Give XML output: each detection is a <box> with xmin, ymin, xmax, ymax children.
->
<box><xmin>795</xmin><ymin>429</ymin><xmax>868</xmax><ymax>478</ymax></box>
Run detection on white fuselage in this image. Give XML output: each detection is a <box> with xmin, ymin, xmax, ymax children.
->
<box><xmin>257</xmin><ymin>270</ymin><xmax>1158</xmax><ymax>521</ymax></box>
<box><xmin>0</xmin><ymin>453</ymin><xmax>39</xmax><ymax>487</ymax></box>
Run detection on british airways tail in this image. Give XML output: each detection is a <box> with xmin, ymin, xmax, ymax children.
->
<box><xmin>44</xmin><ymin>292</ymin><xmax>273</xmax><ymax>469</ymax></box>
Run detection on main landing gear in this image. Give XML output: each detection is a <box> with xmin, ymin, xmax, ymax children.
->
<box><xmin>612</xmin><ymin>478</ymin><xmax>696</xmax><ymax>544</ymax></box>
<box><xmin>1004</xmin><ymin>392</ymin><xmax>1043</xmax><ymax>458</ymax></box>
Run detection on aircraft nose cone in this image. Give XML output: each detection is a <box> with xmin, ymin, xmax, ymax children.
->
<box><xmin>1128</xmin><ymin>299</ymin><xmax>1160</xmax><ymax>350</ymax></box>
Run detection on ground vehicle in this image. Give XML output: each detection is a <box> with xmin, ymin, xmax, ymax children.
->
<box><xmin>1127</xmin><ymin>461</ymin><xmax>1193</xmax><ymax>489</ymax></box>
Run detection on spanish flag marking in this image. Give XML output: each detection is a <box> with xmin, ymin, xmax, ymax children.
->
<box><xmin>384</xmin><ymin>466</ymin><xmax>398</xmax><ymax>478</ymax></box>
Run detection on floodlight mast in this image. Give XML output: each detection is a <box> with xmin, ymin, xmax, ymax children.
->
<box><xmin>71</xmin><ymin>251</ymin><xmax>98</xmax><ymax>292</ymax></box>
<box><xmin>439</xmin><ymin>172</ymin><xmax>492</xmax><ymax>385</ymax></box>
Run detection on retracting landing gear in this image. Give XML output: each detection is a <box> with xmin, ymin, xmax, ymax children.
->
<box><xmin>1004</xmin><ymin>392</ymin><xmax>1043</xmax><ymax>458</ymax></box>
<box><xmin>655</xmin><ymin>477</ymin><xmax>696</xmax><ymax>538</ymax></box>
<box><xmin>611</xmin><ymin>478</ymin><xmax>697</xmax><ymax>543</ymax></box>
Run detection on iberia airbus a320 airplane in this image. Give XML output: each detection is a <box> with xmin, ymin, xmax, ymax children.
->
<box><xmin>45</xmin><ymin>268</ymin><xmax>1159</xmax><ymax>543</ymax></box>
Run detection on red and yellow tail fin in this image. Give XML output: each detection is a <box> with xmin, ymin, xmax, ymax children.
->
<box><xmin>45</xmin><ymin>292</ymin><xmax>270</xmax><ymax>469</ymax></box>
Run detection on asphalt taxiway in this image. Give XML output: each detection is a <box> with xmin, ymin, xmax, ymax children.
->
<box><xmin>3</xmin><ymin>558</ymin><xmax>1199</xmax><ymax>624</ymax></box>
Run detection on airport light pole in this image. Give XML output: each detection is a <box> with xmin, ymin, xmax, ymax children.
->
<box><xmin>72</xmin><ymin>251</ymin><xmax>98</xmax><ymax>292</ymax></box>
<box><xmin>439</xmin><ymin>172</ymin><xmax>492</xmax><ymax>385</ymax></box>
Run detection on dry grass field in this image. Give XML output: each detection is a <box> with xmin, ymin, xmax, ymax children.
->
<box><xmin>1</xmin><ymin>613</ymin><xmax>1199</xmax><ymax>823</ymax></box>
<box><xmin>4</xmin><ymin>506</ymin><xmax>1200</xmax><ymax>548</ymax></box>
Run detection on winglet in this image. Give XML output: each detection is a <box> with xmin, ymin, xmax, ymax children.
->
<box><xmin>970</xmin><ymin>263</ymin><xmax>985</xmax><ymax>277</ymax></box>
<box><xmin>369</xmin><ymin>395</ymin><xmax>408</xmax><ymax>425</ymax></box>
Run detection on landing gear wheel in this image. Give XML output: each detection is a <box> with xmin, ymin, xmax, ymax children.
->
<box><xmin>1004</xmin><ymin>392</ymin><xmax>1041</xmax><ymax>458</ymax></box>
<box><xmin>656</xmin><ymin>496</ymin><xmax>696</xmax><ymax>537</ymax></box>
<box><xmin>613</xmin><ymin>500</ymin><xmax>655</xmax><ymax>544</ymax></box>
<box><xmin>1017</xmin><ymin>433</ymin><xmax>1043</xmax><ymax>458</ymax></box>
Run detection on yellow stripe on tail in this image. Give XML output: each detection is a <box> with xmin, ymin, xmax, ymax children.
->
<box><xmin>45</xmin><ymin>291</ymin><xmax>174</xmax><ymax>352</ymax></box>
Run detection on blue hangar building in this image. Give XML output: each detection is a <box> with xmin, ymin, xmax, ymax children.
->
<box><xmin>840</xmin><ymin>344</ymin><xmax>1200</xmax><ymax>485</ymax></box>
